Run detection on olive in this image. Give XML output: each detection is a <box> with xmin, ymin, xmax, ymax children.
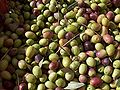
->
<box><xmin>86</xmin><ymin>57</ymin><xmax>96</xmax><ymax>67</ymax></box>
<box><xmin>19</xmin><ymin>83</ymin><xmax>27</xmax><ymax>90</ymax></box>
<box><xmin>39</xmin><ymin>74</ymin><xmax>47</xmax><ymax>82</ymax></box>
<box><xmin>62</xmin><ymin>56</ymin><xmax>72</xmax><ymax>67</ymax></box>
<box><xmin>49</xmin><ymin>61</ymin><xmax>59</xmax><ymax>70</ymax></box>
<box><xmin>25</xmin><ymin>73</ymin><xmax>36</xmax><ymax>83</ymax></box>
<box><xmin>26</xmin><ymin>46</ymin><xmax>36</xmax><ymax>58</ymax></box>
<box><xmin>65</xmin><ymin>71</ymin><xmax>74</xmax><ymax>81</ymax></box>
<box><xmin>79</xmin><ymin>63</ymin><xmax>87</xmax><ymax>74</ymax></box>
<box><xmin>79</xmin><ymin>75</ymin><xmax>87</xmax><ymax>83</ymax></box>
<box><xmin>48</xmin><ymin>72</ymin><xmax>57</xmax><ymax>82</ymax></box>
<box><xmin>49</xmin><ymin>53</ymin><xmax>59</xmax><ymax>61</ymax></box>
<box><xmin>84</xmin><ymin>41</ymin><xmax>94</xmax><ymax>51</ymax></box>
<box><xmin>45</xmin><ymin>81</ymin><xmax>56</xmax><ymax>89</ymax></box>
<box><xmin>0</xmin><ymin>59</ymin><xmax>8</xmax><ymax>71</ymax></box>
<box><xmin>104</xmin><ymin>66</ymin><xmax>113</xmax><ymax>75</ymax></box>
<box><xmin>1</xmin><ymin>71</ymin><xmax>12</xmax><ymax>80</ymax></box>
<box><xmin>55</xmin><ymin>78</ymin><xmax>66</xmax><ymax>87</ymax></box>
<box><xmin>28</xmin><ymin>83</ymin><xmax>36</xmax><ymax>90</ymax></box>
<box><xmin>32</xmin><ymin>66</ymin><xmax>42</xmax><ymax>78</ymax></box>
<box><xmin>88</xmin><ymin>68</ymin><xmax>96</xmax><ymax>77</ymax></box>
<box><xmin>37</xmin><ymin>84</ymin><xmax>46</xmax><ymax>90</ymax></box>
<box><xmin>18</xmin><ymin>60</ymin><xmax>27</xmax><ymax>70</ymax></box>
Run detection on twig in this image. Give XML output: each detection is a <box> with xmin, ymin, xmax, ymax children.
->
<box><xmin>59</xmin><ymin>45</ymin><xmax>71</xmax><ymax>56</ymax></box>
<box><xmin>56</xmin><ymin>33</ymin><xmax>80</xmax><ymax>53</ymax></box>
<box><xmin>0</xmin><ymin>47</ymin><xmax>12</xmax><ymax>60</ymax></box>
<box><xmin>16</xmin><ymin>73</ymin><xmax>20</xmax><ymax>87</ymax></box>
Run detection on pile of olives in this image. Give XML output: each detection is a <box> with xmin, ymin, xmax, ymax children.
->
<box><xmin>0</xmin><ymin>0</ymin><xmax>120</xmax><ymax>90</ymax></box>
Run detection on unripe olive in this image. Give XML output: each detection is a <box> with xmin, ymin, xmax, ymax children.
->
<box><xmin>79</xmin><ymin>64</ymin><xmax>87</xmax><ymax>74</ymax></box>
<box><xmin>112</xmin><ymin>69</ymin><xmax>120</xmax><ymax>80</ymax></box>
<box><xmin>70</xmin><ymin>60</ymin><xmax>80</xmax><ymax>70</ymax></box>
<box><xmin>25</xmin><ymin>74</ymin><xmax>36</xmax><ymax>83</ymax></box>
<box><xmin>39</xmin><ymin>38</ymin><xmax>49</xmax><ymax>46</ymax></box>
<box><xmin>18</xmin><ymin>60</ymin><xmax>27</xmax><ymax>70</ymax></box>
<box><xmin>62</xmin><ymin>56</ymin><xmax>72</xmax><ymax>67</ymax></box>
<box><xmin>26</xmin><ymin>46</ymin><xmax>36</xmax><ymax>58</ymax></box>
<box><xmin>0</xmin><ymin>59</ymin><xmax>8</xmax><ymax>71</ymax></box>
<box><xmin>49</xmin><ymin>53</ymin><xmax>59</xmax><ymax>61</ymax></box>
<box><xmin>86</xmin><ymin>57</ymin><xmax>96</xmax><ymax>67</ymax></box>
<box><xmin>65</xmin><ymin>72</ymin><xmax>74</xmax><ymax>81</ymax></box>
<box><xmin>55</xmin><ymin>78</ymin><xmax>66</xmax><ymax>87</ymax></box>
<box><xmin>48</xmin><ymin>72</ymin><xmax>57</xmax><ymax>82</ymax></box>
<box><xmin>39</xmin><ymin>74</ymin><xmax>47</xmax><ymax>82</ymax></box>
<box><xmin>37</xmin><ymin>84</ymin><xmax>46</xmax><ymax>90</ymax></box>
<box><xmin>28</xmin><ymin>83</ymin><xmax>36</xmax><ymax>90</ymax></box>
<box><xmin>106</xmin><ymin>44</ymin><xmax>115</xmax><ymax>56</ymax></box>
<box><xmin>45</xmin><ymin>81</ymin><xmax>56</xmax><ymax>89</ymax></box>
<box><xmin>71</xmin><ymin>46</ymin><xmax>80</xmax><ymax>56</ymax></box>
<box><xmin>32</xmin><ymin>66</ymin><xmax>42</xmax><ymax>78</ymax></box>
<box><xmin>101</xmin><ymin>75</ymin><xmax>112</xmax><ymax>83</ymax></box>
<box><xmin>104</xmin><ymin>66</ymin><xmax>113</xmax><ymax>75</ymax></box>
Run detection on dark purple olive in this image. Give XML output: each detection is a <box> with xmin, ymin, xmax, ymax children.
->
<box><xmin>106</xmin><ymin>11</ymin><xmax>115</xmax><ymax>20</ymax></box>
<box><xmin>84</xmin><ymin>41</ymin><xmax>94</xmax><ymax>51</ymax></box>
<box><xmin>49</xmin><ymin>61</ymin><xmax>59</xmax><ymax>70</ymax></box>
<box><xmin>19</xmin><ymin>83</ymin><xmax>27</xmax><ymax>90</ymax></box>
<box><xmin>90</xmin><ymin>13</ymin><xmax>98</xmax><ymax>21</ymax></box>
<box><xmin>33</xmin><ymin>8</ymin><xmax>40</xmax><ymax>16</ymax></box>
<box><xmin>102</xmin><ymin>58</ymin><xmax>110</xmax><ymax>66</ymax></box>
<box><xmin>112</xmin><ymin>0</ymin><xmax>120</xmax><ymax>7</ymax></box>
<box><xmin>35</xmin><ymin>54</ymin><xmax>43</xmax><ymax>63</ymax></box>
<box><xmin>79</xmin><ymin>75</ymin><xmax>87</xmax><ymax>83</ymax></box>
<box><xmin>3</xmin><ymin>80</ymin><xmax>15</xmax><ymax>90</ymax></box>
<box><xmin>6</xmin><ymin>64</ymin><xmax>15</xmax><ymax>74</ymax></box>
<box><xmin>55</xmin><ymin>87</ymin><xmax>64</xmax><ymax>90</ymax></box>
<box><xmin>65</xmin><ymin>32</ymin><xmax>74</xmax><ymax>40</ymax></box>
<box><xmin>8</xmin><ymin>48</ymin><xmax>18</xmax><ymax>56</ymax></box>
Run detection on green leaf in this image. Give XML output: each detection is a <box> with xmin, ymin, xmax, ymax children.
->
<box><xmin>39</xmin><ymin>58</ymin><xmax>44</xmax><ymax>68</ymax></box>
<box><xmin>64</xmin><ymin>81</ymin><xmax>85</xmax><ymax>90</ymax></box>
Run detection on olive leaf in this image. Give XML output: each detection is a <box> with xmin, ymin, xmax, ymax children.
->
<box><xmin>39</xmin><ymin>57</ymin><xmax>44</xmax><ymax>68</ymax></box>
<box><xmin>64</xmin><ymin>81</ymin><xmax>85</xmax><ymax>90</ymax></box>
<box><xmin>67</xmin><ymin>2</ymin><xmax>78</xmax><ymax>11</ymax></box>
<box><xmin>116</xmin><ymin>78</ymin><xmax>120</xmax><ymax>87</ymax></box>
<box><xmin>61</xmin><ymin>67</ymin><xmax>73</xmax><ymax>73</ymax></box>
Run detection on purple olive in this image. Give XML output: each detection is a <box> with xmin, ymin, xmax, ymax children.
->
<box><xmin>65</xmin><ymin>32</ymin><xmax>74</xmax><ymax>40</ymax></box>
<box><xmin>35</xmin><ymin>54</ymin><xmax>43</xmax><ymax>63</ymax></box>
<box><xmin>112</xmin><ymin>0</ymin><xmax>120</xmax><ymax>7</ymax></box>
<box><xmin>18</xmin><ymin>83</ymin><xmax>27</xmax><ymax>90</ymax></box>
<box><xmin>102</xmin><ymin>58</ymin><xmax>110</xmax><ymax>66</ymax></box>
<box><xmin>90</xmin><ymin>13</ymin><xmax>98</xmax><ymax>21</ymax></box>
<box><xmin>106</xmin><ymin>11</ymin><xmax>115</xmax><ymax>20</ymax></box>
<box><xmin>79</xmin><ymin>75</ymin><xmax>87</xmax><ymax>83</ymax></box>
<box><xmin>49</xmin><ymin>61</ymin><xmax>59</xmax><ymax>70</ymax></box>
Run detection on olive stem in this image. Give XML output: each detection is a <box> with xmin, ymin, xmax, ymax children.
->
<box><xmin>56</xmin><ymin>33</ymin><xmax>80</xmax><ymax>53</ymax></box>
<box><xmin>59</xmin><ymin>45</ymin><xmax>71</xmax><ymax>56</ymax></box>
<box><xmin>0</xmin><ymin>47</ymin><xmax>12</xmax><ymax>60</ymax></box>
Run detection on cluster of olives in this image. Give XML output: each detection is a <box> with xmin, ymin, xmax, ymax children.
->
<box><xmin>0</xmin><ymin>0</ymin><xmax>120</xmax><ymax>90</ymax></box>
